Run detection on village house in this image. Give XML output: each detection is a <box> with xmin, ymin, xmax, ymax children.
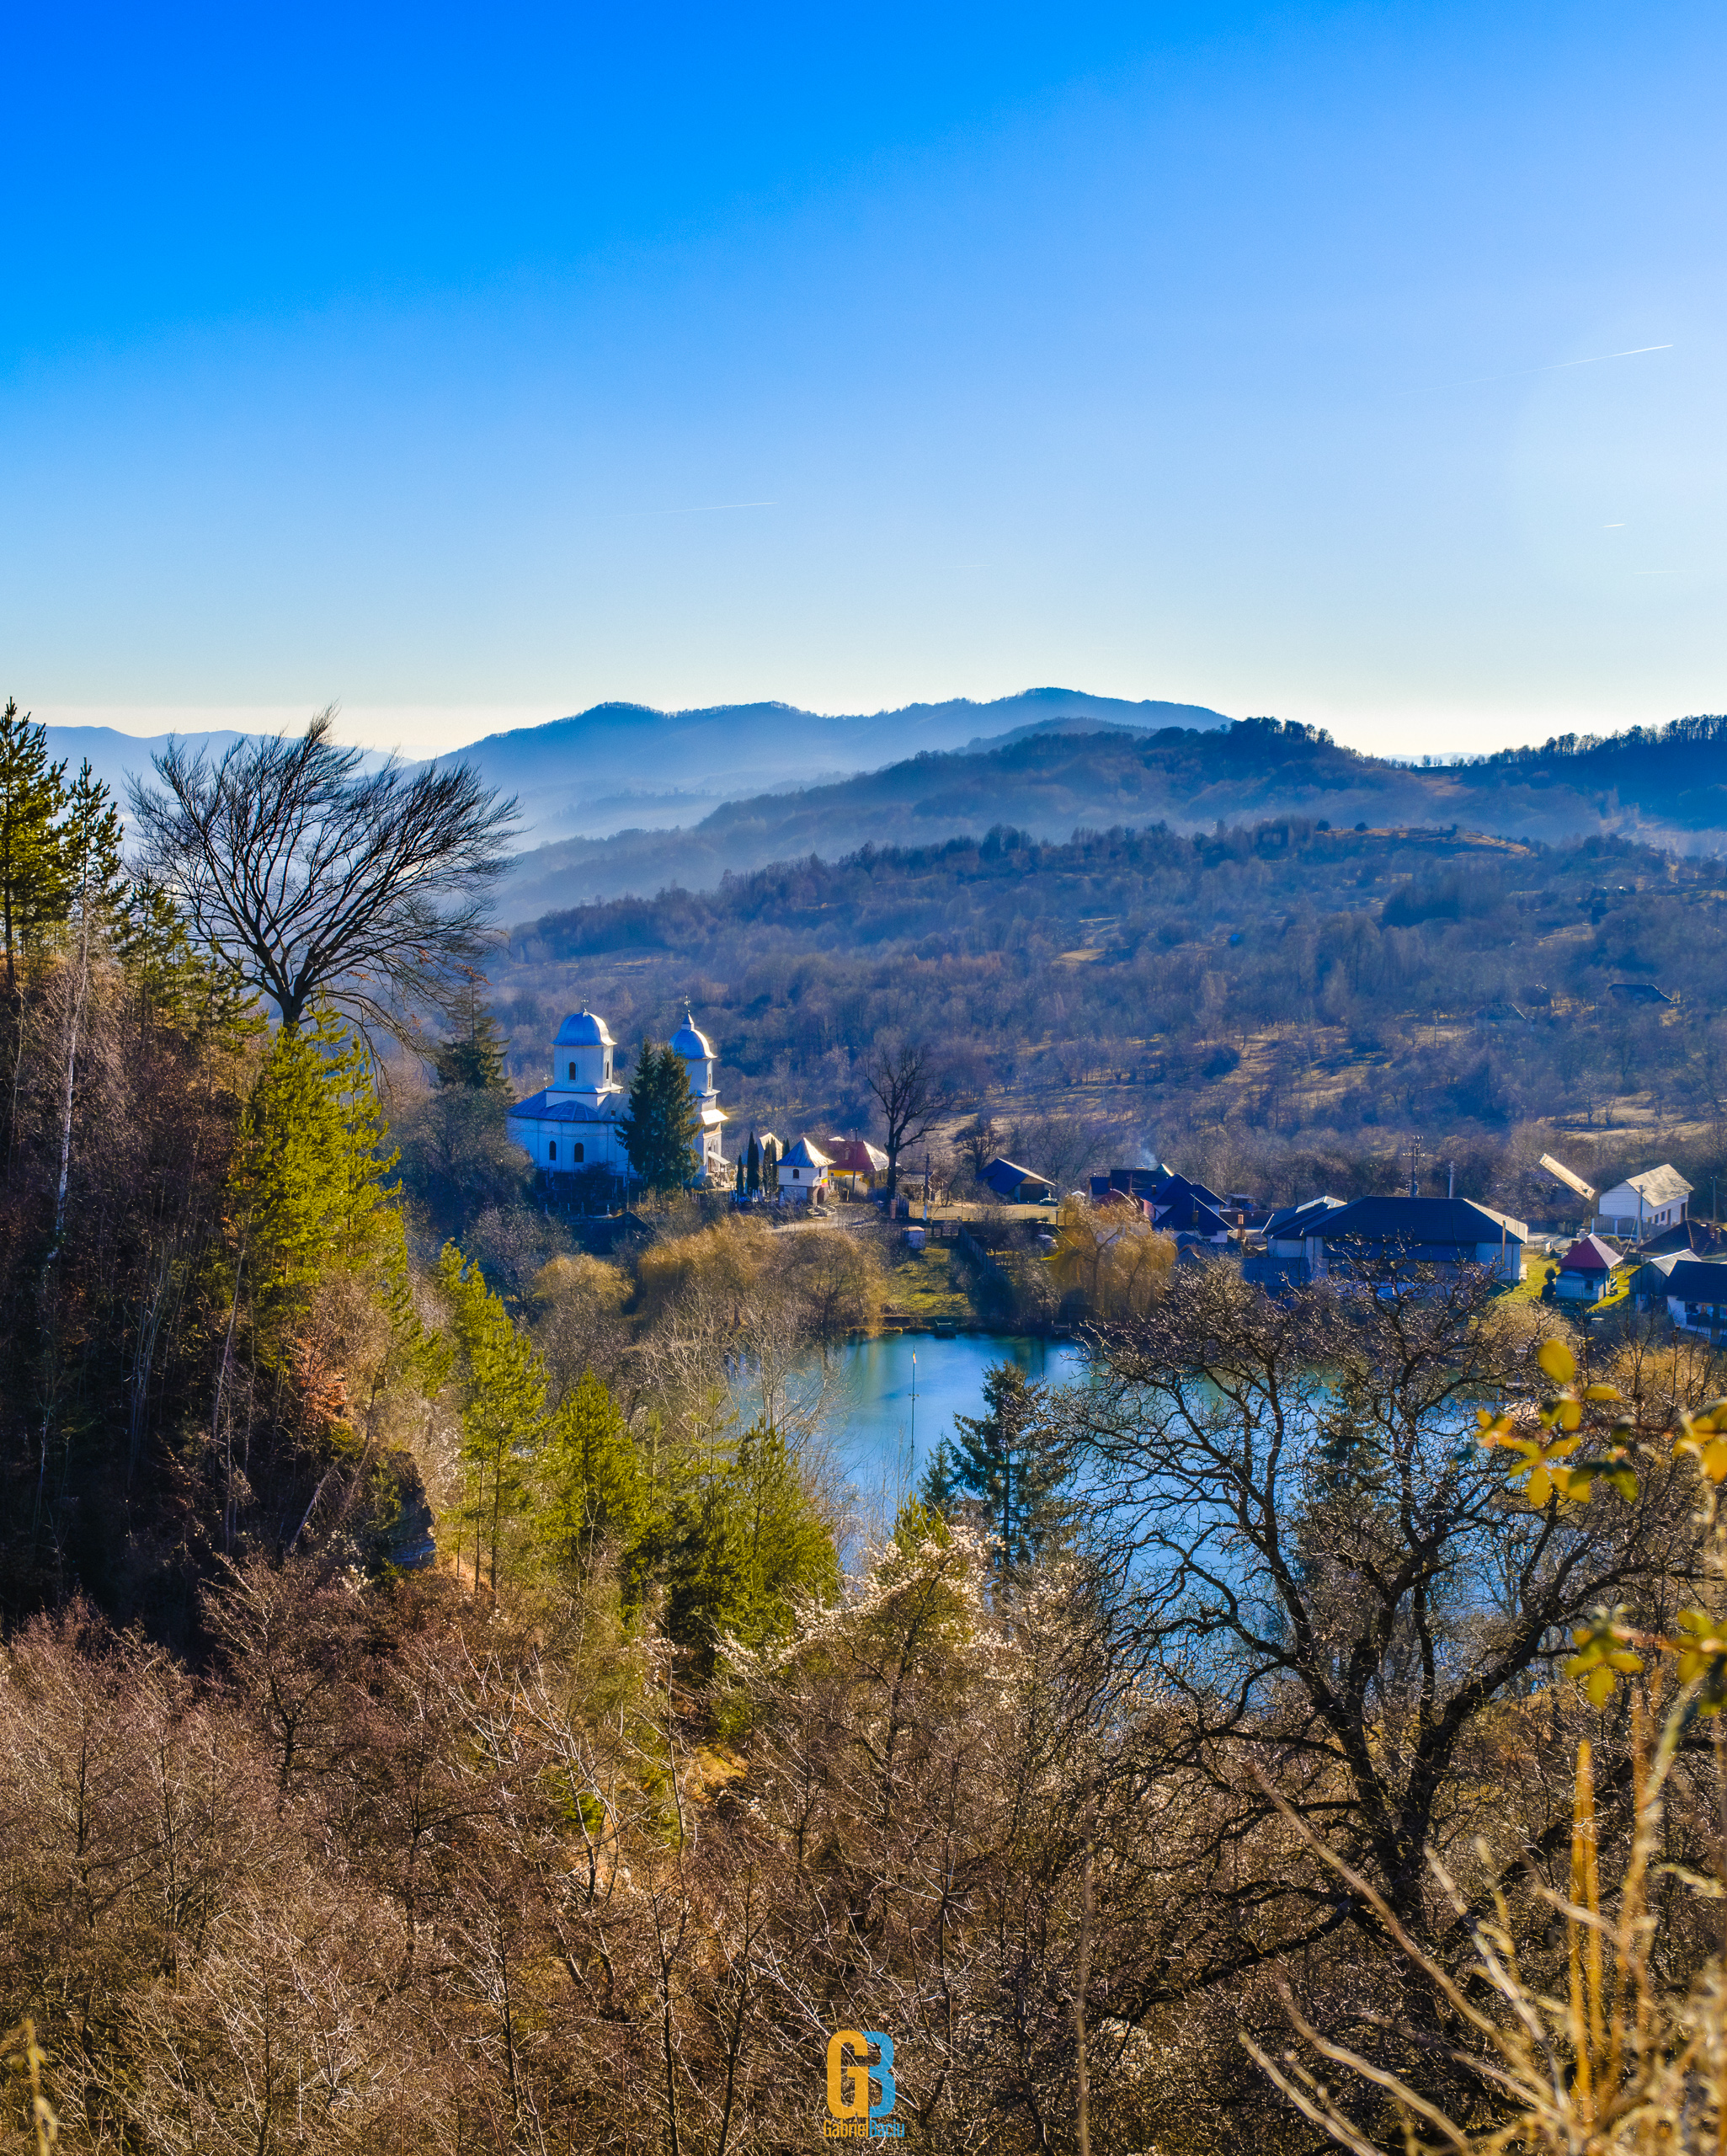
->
<box><xmin>777</xmin><ymin>1135</ymin><xmax>831</xmax><ymax>1202</ymax></box>
<box><xmin>1088</xmin><ymin>1166</ymin><xmax>1235</xmax><ymax>1241</ymax></box>
<box><xmin>981</xmin><ymin>1156</ymin><xmax>1058</xmax><ymax>1203</ymax></box>
<box><xmin>1551</xmin><ymin>1232</ymin><xmax>1621</xmax><ymax>1304</ymax></box>
<box><xmin>1592</xmin><ymin>1164</ymin><xmax>1691</xmax><ymax>1242</ymax></box>
<box><xmin>823</xmin><ymin>1137</ymin><xmax>889</xmax><ymax>1193</ymax></box>
<box><xmin>1318</xmin><ymin>1194</ymin><xmax>1527</xmax><ymax>1283</ymax></box>
<box><xmin>1242</xmin><ymin>1195</ymin><xmax>1346</xmax><ymax>1289</ymax></box>
<box><xmin>1655</xmin><ymin>1255</ymin><xmax>1727</xmax><ymax>1345</ymax></box>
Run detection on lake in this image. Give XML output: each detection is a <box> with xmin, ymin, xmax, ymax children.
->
<box><xmin>818</xmin><ymin>1332</ymin><xmax>1090</xmax><ymax>1516</ymax></box>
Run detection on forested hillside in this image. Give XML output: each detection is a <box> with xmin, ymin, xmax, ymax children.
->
<box><xmin>499</xmin><ymin>709</ymin><xmax>1727</xmax><ymax>912</ymax></box>
<box><xmin>500</xmin><ymin>813</ymin><xmax>1727</xmax><ymax>1214</ymax></box>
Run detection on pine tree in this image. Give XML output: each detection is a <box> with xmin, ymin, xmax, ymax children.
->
<box><xmin>430</xmin><ymin>967</ymin><xmax>510</xmax><ymax>1093</ymax></box>
<box><xmin>42</xmin><ymin>764</ymin><xmax>126</xmax><ymax>1274</ymax></box>
<box><xmin>922</xmin><ymin>1362</ymin><xmax>1072</xmax><ymax>1572</ymax></box>
<box><xmin>729</xmin><ymin>1420</ymin><xmax>839</xmax><ymax>1644</ymax></box>
<box><xmin>438</xmin><ymin>1241</ymin><xmax>552</xmax><ymax>1593</ymax></box>
<box><xmin>233</xmin><ymin>1021</ymin><xmax>350</xmax><ymax>1341</ymax></box>
<box><xmin>60</xmin><ymin>760</ymin><xmax>125</xmax><ymax>926</ymax></box>
<box><xmin>118</xmin><ymin>872</ymin><xmax>258</xmax><ymax>1043</ymax></box>
<box><xmin>0</xmin><ymin>699</ymin><xmax>69</xmax><ymax>997</ymax></box>
<box><xmin>745</xmin><ymin>1129</ymin><xmax>762</xmax><ymax>1196</ymax></box>
<box><xmin>664</xmin><ymin>1418</ymin><xmax>838</xmax><ymax>1671</ymax></box>
<box><xmin>231</xmin><ymin>1007</ymin><xmax>434</xmax><ymax>1376</ymax></box>
<box><xmin>617</xmin><ymin>1039</ymin><xmax>700</xmax><ymax>1196</ymax></box>
<box><xmin>541</xmin><ymin>1368</ymin><xmax>647</xmax><ymax>1598</ymax></box>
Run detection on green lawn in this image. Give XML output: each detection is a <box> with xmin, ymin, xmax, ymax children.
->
<box><xmin>879</xmin><ymin>1243</ymin><xmax>976</xmax><ymax>1325</ymax></box>
<box><xmin>1503</xmin><ymin>1253</ymin><xmax>1557</xmax><ymax>1305</ymax></box>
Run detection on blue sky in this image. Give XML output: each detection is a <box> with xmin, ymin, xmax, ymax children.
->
<box><xmin>3</xmin><ymin>1</ymin><xmax>1723</xmax><ymax>757</ymax></box>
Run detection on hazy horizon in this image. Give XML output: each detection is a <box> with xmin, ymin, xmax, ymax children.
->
<box><xmin>21</xmin><ymin>683</ymin><xmax>1724</xmax><ymax>768</ymax></box>
<box><xmin>7</xmin><ymin>2</ymin><xmax>1723</xmax><ymax>765</ymax></box>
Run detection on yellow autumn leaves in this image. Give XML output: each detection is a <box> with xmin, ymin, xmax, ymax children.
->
<box><xmin>1557</xmin><ymin>1605</ymin><xmax>1727</xmax><ymax>1714</ymax></box>
<box><xmin>1671</xmin><ymin>1393</ymin><xmax>1727</xmax><ymax>1482</ymax></box>
<box><xmin>1476</xmin><ymin>1335</ymin><xmax>1639</xmax><ymax>1508</ymax></box>
<box><xmin>1476</xmin><ymin>1337</ymin><xmax>1727</xmax><ymax>1712</ymax></box>
<box><xmin>1561</xmin><ymin>1607</ymin><xmax>1645</xmax><ymax>1708</ymax></box>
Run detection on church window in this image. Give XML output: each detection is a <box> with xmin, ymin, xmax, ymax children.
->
<box><xmin>548</xmin><ymin>1141</ymin><xmax>557</xmax><ymax>1161</ymax></box>
<box><xmin>568</xmin><ymin>1061</ymin><xmax>577</xmax><ymax>1080</ymax></box>
<box><xmin>792</xmin><ymin>1166</ymin><xmax>800</xmax><ymax>1179</ymax></box>
<box><xmin>574</xmin><ymin>1143</ymin><xmax>584</xmax><ymax>1161</ymax></box>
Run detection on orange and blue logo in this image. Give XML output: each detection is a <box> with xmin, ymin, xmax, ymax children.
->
<box><xmin>824</xmin><ymin>2029</ymin><xmax>903</xmax><ymax>2138</ymax></box>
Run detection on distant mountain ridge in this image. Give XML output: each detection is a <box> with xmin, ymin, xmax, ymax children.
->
<box><xmin>444</xmin><ymin>687</ymin><xmax>1232</xmax><ymax>843</ymax></box>
<box><xmin>501</xmin><ymin>711</ymin><xmax>1727</xmax><ymax>921</ymax></box>
<box><xmin>38</xmin><ymin>687</ymin><xmax>1230</xmax><ymax>845</ymax></box>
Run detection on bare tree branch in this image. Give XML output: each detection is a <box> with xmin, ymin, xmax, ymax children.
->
<box><xmin>127</xmin><ymin>709</ymin><xmax>518</xmax><ymax>1044</ymax></box>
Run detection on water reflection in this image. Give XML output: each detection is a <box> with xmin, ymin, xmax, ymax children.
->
<box><xmin>817</xmin><ymin>1333</ymin><xmax>1089</xmax><ymax>1526</ymax></box>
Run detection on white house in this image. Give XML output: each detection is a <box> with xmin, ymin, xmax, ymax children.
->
<box><xmin>1593</xmin><ymin>1164</ymin><xmax>1691</xmax><ymax>1242</ymax></box>
<box><xmin>507</xmin><ymin>1006</ymin><xmax>728</xmax><ymax>1185</ymax></box>
<box><xmin>777</xmin><ymin>1135</ymin><xmax>831</xmax><ymax>1202</ymax></box>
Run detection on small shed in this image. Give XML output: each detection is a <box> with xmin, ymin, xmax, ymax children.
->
<box><xmin>778</xmin><ymin>1136</ymin><xmax>832</xmax><ymax>1202</ymax></box>
<box><xmin>1553</xmin><ymin>1232</ymin><xmax>1620</xmax><ymax>1303</ymax></box>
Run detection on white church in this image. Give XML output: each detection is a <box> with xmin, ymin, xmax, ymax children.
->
<box><xmin>506</xmin><ymin>1008</ymin><xmax>728</xmax><ymax>1184</ymax></box>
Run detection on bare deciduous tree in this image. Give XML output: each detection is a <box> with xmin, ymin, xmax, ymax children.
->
<box><xmin>863</xmin><ymin>1038</ymin><xmax>957</xmax><ymax>1197</ymax></box>
<box><xmin>1063</xmin><ymin>1263</ymin><xmax>1704</xmax><ymax>1968</ymax></box>
<box><xmin>129</xmin><ymin>709</ymin><xmax>517</xmax><ymax>1043</ymax></box>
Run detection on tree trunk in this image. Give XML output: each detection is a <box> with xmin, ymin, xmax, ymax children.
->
<box><xmin>1074</xmin><ymin>1836</ymin><xmax>1094</xmax><ymax>2156</ymax></box>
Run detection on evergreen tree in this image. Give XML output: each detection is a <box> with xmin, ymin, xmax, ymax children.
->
<box><xmin>430</xmin><ymin>967</ymin><xmax>510</xmax><ymax>1092</ymax></box>
<box><xmin>60</xmin><ymin>760</ymin><xmax>125</xmax><ymax>926</ymax></box>
<box><xmin>231</xmin><ymin>1008</ymin><xmax>434</xmax><ymax>1379</ymax></box>
<box><xmin>922</xmin><ymin>1362</ymin><xmax>1072</xmax><ymax>1572</ymax></box>
<box><xmin>437</xmin><ymin>1241</ymin><xmax>552</xmax><ymax>1593</ymax></box>
<box><xmin>664</xmin><ymin>1418</ymin><xmax>838</xmax><ymax>1672</ymax></box>
<box><xmin>617</xmin><ymin>1039</ymin><xmax>700</xmax><ymax>1196</ymax></box>
<box><xmin>745</xmin><ymin>1128</ymin><xmax>762</xmax><ymax>1196</ymax></box>
<box><xmin>540</xmin><ymin>1368</ymin><xmax>647</xmax><ymax>1600</ymax></box>
<box><xmin>0</xmin><ymin>699</ymin><xmax>68</xmax><ymax>996</ymax></box>
<box><xmin>729</xmin><ymin>1420</ymin><xmax>839</xmax><ymax>1643</ymax></box>
<box><xmin>119</xmin><ymin>872</ymin><xmax>258</xmax><ymax>1043</ymax></box>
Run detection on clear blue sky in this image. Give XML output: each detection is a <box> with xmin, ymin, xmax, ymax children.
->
<box><xmin>3</xmin><ymin>2</ymin><xmax>1722</xmax><ymax>756</ymax></box>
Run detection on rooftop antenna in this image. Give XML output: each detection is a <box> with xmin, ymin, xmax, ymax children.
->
<box><xmin>1406</xmin><ymin>1135</ymin><xmax>1422</xmax><ymax>1199</ymax></box>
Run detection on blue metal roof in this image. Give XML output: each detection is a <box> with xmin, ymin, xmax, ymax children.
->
<box><xmin>508</xmin><ymin>1091</ymin><xmax>618</xmax><ymax>1123</ymax></box>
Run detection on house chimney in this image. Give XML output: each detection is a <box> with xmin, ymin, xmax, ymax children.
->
<box><xmin>1447</xmin><ymin>1160</ymin><xmax>1455</xmax><ymax>1200</ymax></box>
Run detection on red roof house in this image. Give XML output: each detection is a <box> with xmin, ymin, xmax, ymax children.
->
<box><xmin>1554</xmin><ymin>1232</ymin><xmax>1620</xmax><ymax>1303</ymax></box>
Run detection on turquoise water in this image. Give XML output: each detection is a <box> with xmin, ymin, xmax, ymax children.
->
<box><xmin>822</xmin><ymin>1333</ymin><xmax>1089</xmax><ymax>1507</ymax></box>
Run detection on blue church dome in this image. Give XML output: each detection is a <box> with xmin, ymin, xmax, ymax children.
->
<box><xmin>555</xmin><ymin>1009</ymin><xmax>615</xmax><ymax>1049</ymax></box>
<box><xmin>672</xmin><ymin>1011</ymin><xmax>715</xmax><ymax>1060</ymax></box>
